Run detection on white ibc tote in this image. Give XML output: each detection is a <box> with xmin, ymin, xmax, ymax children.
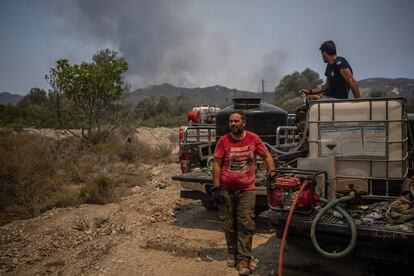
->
<box><xmin>308</xmin><ymin>98</ymin><xmax>408</xmax><ymax>184</ymax></box>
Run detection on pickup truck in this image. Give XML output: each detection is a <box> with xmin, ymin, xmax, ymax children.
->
<box><xmin>172</xmin><ymin>99</ymin><xmax>414</xmax><ymax>267</ymax></box>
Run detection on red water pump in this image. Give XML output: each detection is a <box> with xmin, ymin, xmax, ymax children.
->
<box><xmin>268</xmin><ymin>169</ymin><xmax>325</xmax><ymax>213</ymax></box>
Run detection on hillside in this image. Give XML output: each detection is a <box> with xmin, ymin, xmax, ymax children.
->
<box><xmin>128</xmin><ymin>78</ymin><xmax>414</xmax><ymax>106</ymax></box>
<box><xmin>358</xmin><ymin>78</ymin><xmax>414</xmax><ymax>99</ymax></box>
<box><xmin>0</xmin><ymin>92</ymin><xmax>23</xmax><ymax>105</ymax></box>
<box><xmin>128</xmin><ymin>83</ymin><xmax>273</xmax><ymax>106</ymax></box>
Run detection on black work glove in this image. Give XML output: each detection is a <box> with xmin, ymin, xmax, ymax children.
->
<box><xmin>267</xmin><ymin>170</ymin><xmax>277</xmax><ymax>180</ymax></box>
<box><xmin>211</xmin><ymin>186</ymin><xmax>223</xmax><ymax>203</ymax></box>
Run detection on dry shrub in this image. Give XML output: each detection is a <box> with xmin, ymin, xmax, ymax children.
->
<box><xmin>134</xmin><ymin>142</ymin><xmax>156</xmax><ymax>163</ymax></box>
<box><xmin>97</xmin><ymin>126</ymin><xmax>175</xmax><ymax>163</ymax></box>
<box><xmin>117</xmin><ymin>143</ymin><xmax>139</xmax><ymax>163</ymax></box>
<box><xmin>86</xmin><ymin>142</ymin><xmax>122</xmax><ymax>163</ymax></box>
<box><xmin>63</xmin><ymin>142</ymin><xmax>123</xmax><ymax>183</ymax></box>
<box><xmin>6</xmin><ymin>123</ymin><xmax>24</xmax><ymax>132</ymax></box>
<box><xmin>120</xmin><ymin>165</ymin><xmax>152</xmax><ymax>187</ymax></box>
<box><xmin>134</xmin><ymin>165</ymin><xmax>153</xmax><ymax>183</ymax></box>
<box><xmin>51</xmin><ymin>136</ymin><xmax>94</xmax><ymax>183</ymax></box>
<box><xmin>49</xmin><ymin>185</ymin><xmax>81</xmax><ymax>208</ymax></box>
<box><xmin>108</xmin><ymin>125</ymin><xmax>137</xmax><ymax>142</ymax></box>
<box><xmin>65</xmin><ymin>155</ymin><xmax>95</xmax><ymax>183</ymax></box>
<box><xmin>155</xmin><ymin>143</ymin><xmax>173</xmax><ymax>160</ymax></box>
<box><xmin>85</xmin><ymin>141</ymin><xmax>153</xmax><ymax>163</ymax></box>
<box><xmin>0</xmin><ymin>131</ymin><xmax>59</xmax><ymax>223</ymax></box>
<box><xmin>0</xmin><ymin>127</ymin><xmax>164</xmax><ymax>225</ymax></box>
<box><xmin>52</xmin><ymin>135</ymin><xmax>81</xmax><ymax>160</ymax></box>
<box><xmin>80</xmin><ymin>176</ymin><xmax>114</xmax><ymax>204</ymax></box>
<box><xmin>167</xmin><ymin>131</ymin><xmax>179</xmax><ymax>144</ymax></box>
<box><xmin>102</xmin><ymin>163</ymin><xmax>152</xmax><ymax>199</ymax></box>
<box><xmin>89</xmin><ymin>140</ymin><xmax>160</xmax><ymax>164</ymax></box>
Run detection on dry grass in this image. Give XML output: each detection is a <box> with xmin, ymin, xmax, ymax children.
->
<box><xmin>0</xmin><ymin>131</ymin><xmax>60</xmax><ymax>222</ymax></box>
<box><xmin>0</xmin><ymin>127</ymin><xmax>172</xmax><ymax>225</ymax></box>
<box><xmin>49</xmin><ymin>185</ymin><xmax>82</xmax><ymax>208</ymax></box>
<box><xmin>155</xmin><ymin>143</ymin><xmax>173</xmax><ymax>160</ymax></box>
<box><xmin>79</xmin><ymin>176</ymin><xmax>114</xmax><ymax>204</ymax></box>
<box><xmin>167</xmin><ymin>131</ymin><xmax>179</xmax><ymax>144</ymax></box>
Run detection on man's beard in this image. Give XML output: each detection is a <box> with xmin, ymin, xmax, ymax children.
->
<box><xmin>231</xmin><ymin>126</ymin><xmax>244</xmax><ymax>135</ymax></box>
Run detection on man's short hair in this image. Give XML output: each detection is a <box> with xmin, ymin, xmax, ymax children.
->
<box><xmin>229</xmin><ymin>110</ymin><xmax>246</xmax><ymax>121</ymax></box>
<box><xmin>319</xmin><ymin>40</ymin><xmax>336</xmax><ymax>55</ymax></box>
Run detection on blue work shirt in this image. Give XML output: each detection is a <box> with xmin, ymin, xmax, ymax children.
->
<box><xmin>324</xmin><ymin>56</ymin><xmax>353</xmax><ymax>99</ymax></box>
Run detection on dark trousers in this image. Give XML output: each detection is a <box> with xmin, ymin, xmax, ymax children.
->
<box><xmin>221</xmin><ymin>189</ymin><xmax>256</xmax><ymax>260</ymax></box>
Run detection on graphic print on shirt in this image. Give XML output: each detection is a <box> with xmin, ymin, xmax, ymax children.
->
<box><xmin>226</xmin><ymin>145</ymin><xmax>252</xmax><ymax>173</ymax></box>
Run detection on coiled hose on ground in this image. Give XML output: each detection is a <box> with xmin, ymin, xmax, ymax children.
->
<box><xmin>310</xmin><ymin>196</ymin><xmax>357</xmax><ymax>258</ymax></box>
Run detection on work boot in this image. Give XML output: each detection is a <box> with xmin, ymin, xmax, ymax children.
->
<box><xmin>227</xmin><ymin>254</ymin><xmax>236</xmax><ymax>267</ymax></box>
<box><xmin>238</xmin><ymin>259</ymin><xmax>251</xmax><ymax>275</ymax></box>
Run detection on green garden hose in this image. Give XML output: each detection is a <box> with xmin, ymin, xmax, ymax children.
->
<box><xmin>310</xmin><ymin>196</ymin><xmax>357</xmax><ymax>258</ymax></box>
<box><xmin>205</xmin><ymin>157</ymin><xmax>214</xmax><ymax>171</ymax></box>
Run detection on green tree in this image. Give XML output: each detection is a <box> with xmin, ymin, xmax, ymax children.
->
<box><xmin>0</xmin><ymin>88</ymin><xmax>60</xmax><ymax>129</ymax></box>
<box><xmin>17</xmin><ymin>88</ymin><xmax>48</xmax><ymax>107</ymax></box>
<box><xmin>171</xmin><ymin>93</ymin><xmax>191</xmax><ymax>115</ymax></box>
<box><xmin>274</xmin><ymin>68</ymin><xmax>323</xmax><ymax>112</ymax></box>
<box><xmin>46</xmin><ymin>49</ymin><xmax>129</xmax><ymax>145</ymax></box>
<box><xmin>134</xmin><ymin>95</ymin><xmax>189</xmax><ymax>127</ymax></box>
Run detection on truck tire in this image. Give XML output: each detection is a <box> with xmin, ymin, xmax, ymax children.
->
<box><xmin>201</xmin><ymin>199</ymin><xmax>218</xmax><ymax>211</ymax></box>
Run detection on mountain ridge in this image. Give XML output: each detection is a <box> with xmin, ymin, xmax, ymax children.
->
<box><xmin>128</xmin><ymin>83</ymin><xmax>273</xmax><ymax>106</ymax></box>
<box><xmin>2</xmin><ymin>77</ymin><xmax>413</xmax><ymax>106</ymax></box>
<box><xmin>128</xmin><ymin>77</ymin><xmax>414</xmax><ymax>105</ymax></box>
<box><xmin>0</xmin><ymin>92</ymin><xmax>23</xmax><ymax>105</ymax></box>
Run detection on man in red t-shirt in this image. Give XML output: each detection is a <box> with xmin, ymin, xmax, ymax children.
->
<box><xmin>213</xmin><ymin>111</ymin><xmax>275</xmax><ymax>275</ymax></box>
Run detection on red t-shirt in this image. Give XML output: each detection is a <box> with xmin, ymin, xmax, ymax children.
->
<box><xmin>214</xmin><ymin>131</ymin><xmax>268</xmax><ymax>191</ymax></box>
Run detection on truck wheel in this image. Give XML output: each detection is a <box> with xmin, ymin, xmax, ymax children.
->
<box><xmin>201</xmin><ymin>199</ymin><xmax>218</xmax><ymax>211</ymax></box>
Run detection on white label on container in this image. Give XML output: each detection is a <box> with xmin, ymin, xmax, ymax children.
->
<box><xmin>363</xmin><ymin>126</ymin><xmax>386</xmax><ymax>156</ymax></box>
<box><xmin>320</xmin><ymin>126</ymin><xmax>363</xmax><ymax>156</ymax></box>
<box><xmin>320</xmin><ymin>124</ymin><xmax>386</xmax><ymax>158</ymax></box>
<box><xmin>340</xmin><ymin>127</ymin><xmax>363</xmax><ymax>156</ymax></box>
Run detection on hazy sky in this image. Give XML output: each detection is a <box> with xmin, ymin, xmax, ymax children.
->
<box><xmin>1</xmin><ymin>0</ymin><xmax>413</xmax><ymax>95</ymax></box>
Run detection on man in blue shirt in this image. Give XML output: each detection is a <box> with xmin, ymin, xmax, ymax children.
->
<box><xmin>301</xmin><ymin>40</ymin><xmax>361</xmax><ymax>99</ymax></box>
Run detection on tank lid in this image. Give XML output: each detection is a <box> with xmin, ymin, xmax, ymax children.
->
<box><xmin>232</xmin><ymin>98</ymin><xmax>261</xmax><ymax>109</ymax></box>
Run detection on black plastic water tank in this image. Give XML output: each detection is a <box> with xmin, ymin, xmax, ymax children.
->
<box><xmin>215</xmin><ymin>98</ymin><xmax>288</xmax><ymax>144</ymax></box>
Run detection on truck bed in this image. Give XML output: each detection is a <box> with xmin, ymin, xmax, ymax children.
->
<box><xmin>261</xmin><ymin>209</ymin><xmax>414</xmax><ymax>241</ymax></box>
<box><xmin>260</xmin><ymin>209</ymin><xmax>414</xmax><ymax>263</ymax></box>
<box><xmin>173</xmin><ymin>173</ymin><xmax>414</xmax><ymax>242</ymax></box>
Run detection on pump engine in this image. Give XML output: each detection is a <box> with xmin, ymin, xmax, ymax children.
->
<box><xmin>268</xmin><ymin>169</ymin><xmax>325</xmax><ymax>213</ymax></box>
